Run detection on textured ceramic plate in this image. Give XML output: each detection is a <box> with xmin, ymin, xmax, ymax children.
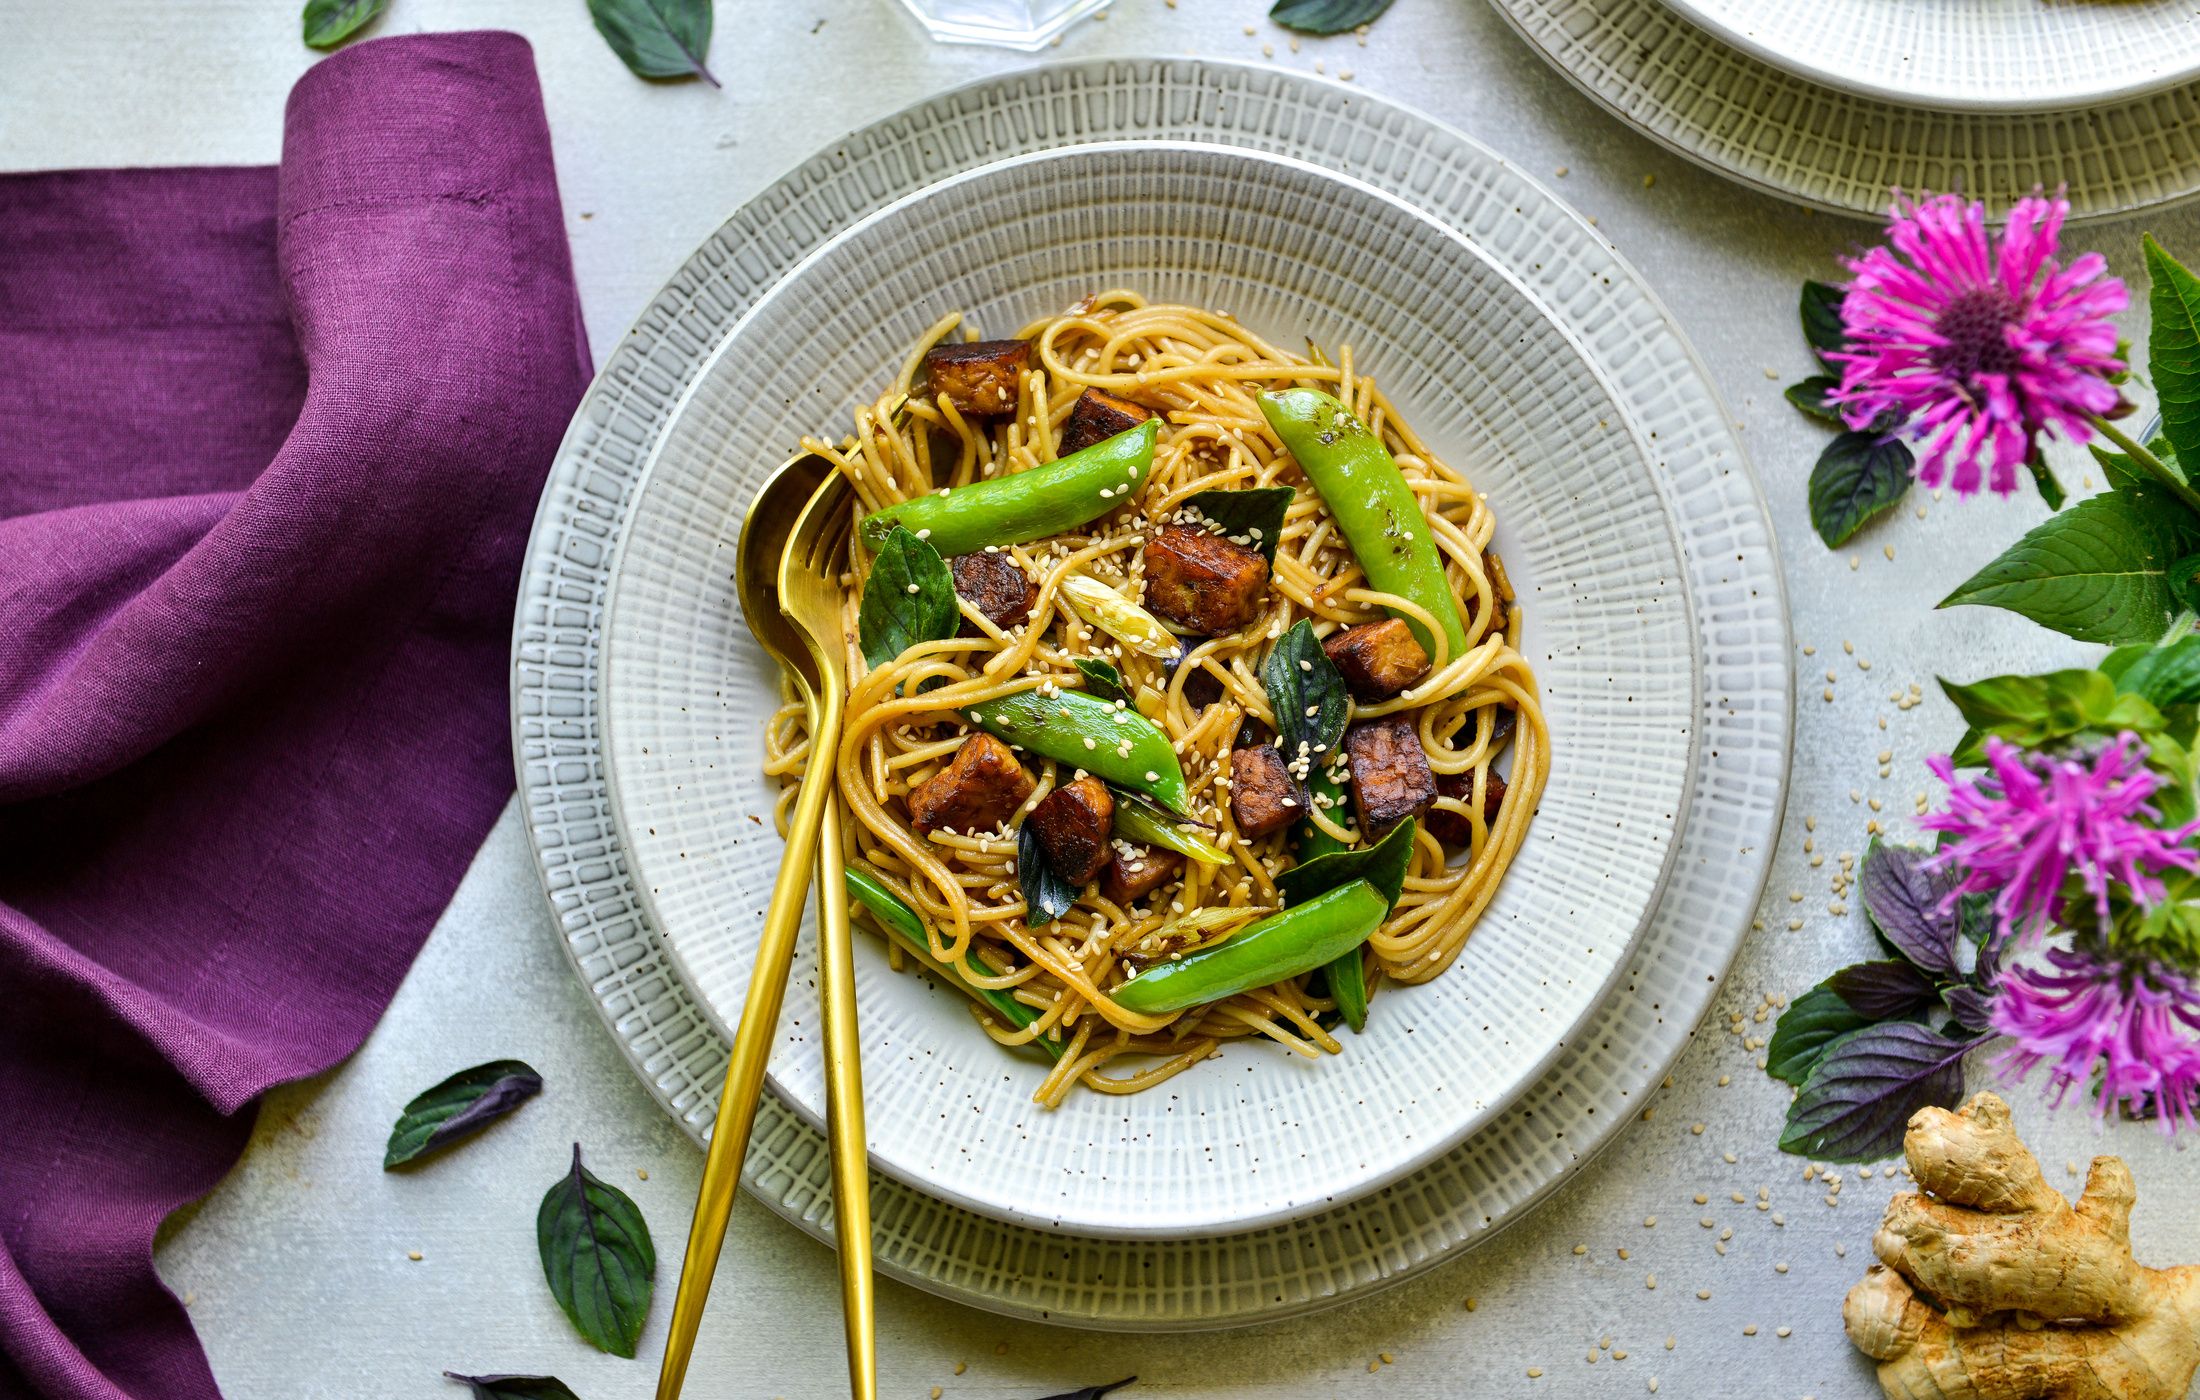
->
<box><xmin>1658</xmin><ymin>0</ymin><xmax>2200</xmax><ymax>113</ymax></box>
<box><xmin>514</xmin><ymin>57</ymin><xmax>1789</xmax><ymax>1326</ymax></box>
<box><xmin>1491</xmin><ymin>0</ymin><xmax>2200</xmax><ymax>221</ymax></box>
<box><xmin>597</xmin><ymin>141</ymin><xmax>1700</xmax><ymax>1237</ymax></box>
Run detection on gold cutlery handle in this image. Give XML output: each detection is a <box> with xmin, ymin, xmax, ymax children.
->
<box><xmin>816</xmin><ymin>798</ymin><xmax>875</xmax><ymax>1400</ymax></box>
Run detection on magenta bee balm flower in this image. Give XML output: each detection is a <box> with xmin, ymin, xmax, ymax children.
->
<box><xmin>1829</xmin><ymin>193</ymin><xmax>2127</xmax><ymax>497</ymax></box>
<box><xmin>1922</xmin><ymin>733</ymin><xmax>2200</xmax><ymax>941</ymax></box>
<box><xmin>1992</xmin><ymin>943</ymin><xmax>2200</xmax><ymax>1133</ymax></box>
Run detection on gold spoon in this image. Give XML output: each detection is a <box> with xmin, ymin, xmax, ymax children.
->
<box><xmin>653</xmin><ymin>454</ymin><xmax>874</xmax><ymax>1400</ymax></box>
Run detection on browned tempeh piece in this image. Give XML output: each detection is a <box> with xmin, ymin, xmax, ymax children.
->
<box><xmin>1343</xmin><ymin>714</ymin><xmax>1437</xmax><ymax>836</ymax></box>
<box><xmin>1100</xmin><ymin>841</ymin><xmax>1183</xmax><ymax>905</ymax></box>
<box><xmin>1228</xmin><ymin>745</ymin><xmax>1302</xmax><ymax>839</ymax></box>
<box><xmin>1426</xmin><ymin>768</ymin><xmax>1506</xmax><ymax>847</ymax></box>
<box><xmin>1026</xmin><ymin>776</ymin><xmax>1116</xmax><ymax>885</ymax></box>
<box><xmin>1141</xmin><ymin>524</ymin><xmax>1268</xmax><ymax>636</ymax></box>
<box><xmin>1056</xmin><ymin>386</ymin><xmax>1155</xmax><ymax>457</ymax></box>
<box><xmin>1321</xmin><ymin>619</ymin><xmax>1432</xmax><ymax>700</ymax></box>
<box><xmin>950</xmin><ymin>549</ymin><xmax>1037</xmax><ymax>632</ymax></box>
<box><xmin>922</xmin><ymin>338</ymin><xmax>1030</xmax><ymax>417</ymax></box>
<box><xmin>907</xmin><ymin>733</ymin><xmax>1034</xmax><ymax>836</ymax></box>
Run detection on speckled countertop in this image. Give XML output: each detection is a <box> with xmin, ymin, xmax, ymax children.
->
<box><xmin>9</xmin><ymin>0</ymin><xmax>2200</xmax><ymax>1396</ymax></box>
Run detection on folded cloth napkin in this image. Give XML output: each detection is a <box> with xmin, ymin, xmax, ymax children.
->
<box><xmin>0</xmin><ymin>32</ymin><xmax>590</xmax><ymax>1399</ymax></box>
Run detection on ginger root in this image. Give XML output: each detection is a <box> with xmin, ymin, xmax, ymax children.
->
<box><xmin>1844</xmin><ymin>1092</ymin><xmax>2200</xmax><ymax>1400</ymax></box>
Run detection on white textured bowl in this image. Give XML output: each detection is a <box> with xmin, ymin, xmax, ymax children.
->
<box><xmin>1658</xmin><ymin>0</ymin><xmax>2200</xmax><ymax>113</ymax></box>
<box><xmin>598</xmin><ymin>141</ymin><xmax>1700</xmax><ymax>1236</ymax></box>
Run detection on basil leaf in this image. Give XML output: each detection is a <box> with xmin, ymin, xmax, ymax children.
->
<box><xmin>1262</xmin><ymin>620</ymin><xmax>1348</xmax><ymax>764</ymax></box>
<box><xmin>1764</xmin><ymin>984</ymin><xmax>1873</xmax><ymax>1088</ymax></box>
<box><xmin>2114</xmin><ymin>635</ymin><xmax>2200</xmax><ymax>707</ymax></box>
<box><xmin>1858</xmin><ymin>842</ymin><xmax>1960</xmax><ymax>979</ymax></box>
<box><xmin>1180</xmin><ymin>486</ymin><xmax>1295</xmax><ymax>564</ymax></box>
<box><xmin>2172</xmin><ymin>554</ymin><xmax>2200</xmax><ymax>614</ymax></box>
<box><xmin>1941</xmin><ymin>984</ymin><xmax>1997</xmax><ymax>1035</ymax></box>
<box><xmin>1941</xmin><ymin>483</ymin><xmax>2200</xmax><ymax>643</ymax></box>
<box><xmin>384</xmin><ymin>1060</ymin><xmax>543</xmax><ymax>1169</ymax></box>
<box><xmin>1826</xmin><ymin>960</ymin><xmax>1941</xmax><ymax>1020</ymax></box>
<box><xmin>587</xmin><ymin>0</ymin><xmax>719</xmax><ymax>84</ymax></box>
<box><xmin>1779</xmin><ymin>1022</ymin><xmax>1983</xmax><ymax>1163</ymax></box>
<box><xmin>1940</xmin><ymin>669</ymin><xmax>2163</xmax><ymax>749</ymax></box>
<box><xmin>1268</xmin><ymin>0</ymin><xmax>1392</xmax><ymax>34</ymax></box>
<box><xmin>1073</xmin><ymin>657</ymin><xmax>1129</xmax><ymax>704</ymax></box>
<box><xmin>859</xmin><ymin>526</ymin><xmax>960</xmax><ymax>671</ymax></box>
<box><xmin>1800</xmin><ymin>280</ymin><xmax>1847</xmax><ymax>363</ymax></box>
<box><xmin>2145</xmin><ymin>233</ymin><xmax>2200</xmax><ymax>479</ymax></box>
<box><xmin>1038</xmin><ymin>1381</ymin><xmax>1137</xmax><ymax>1400</ymax></box>
<box><xmin>537</xmin><ymin>1144</ymin><xmax>655</xmax><ymax>1358</ymax></box>
<box><xmin>1017</xmin><ymin>821</ymin><xmax>1079</xmax><ymax>925</ymax></box>
<box><xmin>1277</xmin><ymin>816</ymin><xmax>1415</xmax><ymax>911</ymax></box>
<box><xmin>1808</xmin><ymin>432</ymin><xmax>1911</xmax><ymax>548</ymax></box>
<box><xmin>301</xmin><ymin>0</ymin><xmax>387</xmax><ymax>48</ymax></box>
<box><xmin>443</xmin><ymin>1375</ymin><xmax>582</xmax><ymax>1400</ymax></box>
<box><xmin>1784</xmin><ymin>376</ymin><xmax>1844</xmax><ymax>425</ymax></box>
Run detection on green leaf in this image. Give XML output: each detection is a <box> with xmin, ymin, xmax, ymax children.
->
<box><xmin>1784</xmin><ymin>376</ymin><xmax>1844</xmax><ymax>424</ymax></box>
<box><xmin>1277</xmin><ymin>817</ymin><xmax>1415</xmax><ymax>911</ymax></box>
<box><xmin>1268</xmin><ymin>0</ymin><xmax>1394</xmax><ymax>34</ymax></box>
<box><xmin>1940</xmin><ymin>668</ymin><xmax>2165</xmax><ymax>753</ymax></box>
<box><xmin>1826</xmin><ymin>960</ymin><xmax>1940</xmax><ymax>1020</ymax></box>
<box><xmin>444</xmin><ymin>1376</ymin><xmax>583</xmax><ymax>1400</ymax></box>
<box><xmin>1808</xmin><ymin>432</ymin><xmax>1912</xmax><ymax>548</ymax></box>
<box><xmin>1261</xmin><ymin>620</ymin><xmax>1349</xmax><ymax>762</ymax></box>
<box><xmin>1940</xmin><ymin>488</ymin><xmax>2200</xmax><ymax>643</ymax></box>
<box><xmin>1779</xmin><ymin>1022</ymin><xmax>1983</xmax><ymax>1163</ymax></box>
<box><xmin>1800</xmin><ymin>280</ymin><xmax>1846</xmax><ymax>364</ymax></box>
<box><xmin>2145</xmin><ymin>234</ymin><xmax>2200</xmax><ymax>479</ymax></box>
<box><xmin>1072</xmin><ymin>657</ymin><xmax>1128</xmax><ymax>704</ymax></box>
<box><xmin>1764</xmin><ymin>984</ymin><xmax>1872</xmax><ymax>1087</ymax></box>
<box><xmin>858</xmin><ymin>527</ymin><xmax>959</xmax><ymax>671</ymax></box>
<box><xmin>1180</xmin><ymin>486</ymin><xmax>1296</xmax><ymax>564</ymax></box>
<box><xmin>301</xmin><ymin>0</ymin><xmax>387</xmax><ymax>48</ymax></box>
<box><xmin>2116</xmin><ymin>635</ymin><xmax>2200</xmax><ymax>707</ymax></box>
<box><xmin>384</xmin><ymin>1060</ymin><xmax>543</xmax><ymax>1169</ymax></box>
<box><xmin>586</xmin><ymin>0</ymin><xmax>719</xmax><ymax>85</ymax></box>
<box><xmin>537</xmin><ymin>1144</ymin><xmax>655</xmax><ymax>1358</ymax></box>
<box><xmin>2172</xmin><ymin>554</ymin><xmax>2200</xmax><ymax>615</ymax></box>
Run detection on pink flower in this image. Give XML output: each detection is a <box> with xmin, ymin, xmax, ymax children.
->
<box><xmin>1991</xmin><ymin>942</ymin><xmax>2200</xmax><ymax>1134</ymax></box>
<box><xmin>1922</xmin><ymin>733</ymin><xmax>2200</xmax><ymax>941</ymax></box>
<box><xmin>1829</xmin><ymin>193</ymin><xmax>2126</xmax><ymax>497</ymax></box>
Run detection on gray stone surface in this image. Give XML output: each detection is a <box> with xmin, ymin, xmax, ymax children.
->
<box><xmin>8</xmin><ymin>0</ymin><xmax>2200</xmax><ymax>1396</ymax></box>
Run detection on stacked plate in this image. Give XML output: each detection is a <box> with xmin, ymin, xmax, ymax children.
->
<box><xmin>1488</xmin><ymin>0</ymin><xmax>2200</xmax><ymax>220</ymax></box>
<box><xmin>511</xmin><ymin>58</ymin><xmax>1791</xmax><ymax>1328</ymax></box>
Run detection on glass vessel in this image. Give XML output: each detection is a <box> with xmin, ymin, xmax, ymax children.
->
<box><xmin>894</xmin><ymin>0</ymin><xmax>1109</xmax><ymax>49</ymax></box>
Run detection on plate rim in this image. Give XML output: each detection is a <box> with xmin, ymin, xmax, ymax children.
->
<box><xmin>592</xmin><ymin>134</ymin><xmax>1706</xmax><ymax>1238</ymax></box>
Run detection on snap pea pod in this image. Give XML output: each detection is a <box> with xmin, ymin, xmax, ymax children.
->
<box><xmin>844</xmin><ymin>867</ymin><xmax>1064</xmax><ymax>1061</ymax></box>
<box><xmin>1111</xmin><ymin>879</ymin><xmax>1388</xmax><ymax>1015</ymax></box>
<box><xmin>1114</xmin><ymin>790</ymin><xmax>1227</xmax><ymax>866</ymax></box>
<box><xmin>963</xmin><ymin>688</ymin><xmax>1190</xmax><ymax>814</ymax></box>
<box><xmin>1295</xmin><ymin>768</ymin><xmax>1369</xmax><ymax>1032</ymax></box>
<box><xmin>857</xmin><ymin>420</ymin><xmax>1158</xmax><ymax>557</ymax></box>
<box><xmin>1256</xmin><ymin>389</ymin><xmax>1470</xmax><ymax>663</ymax></box>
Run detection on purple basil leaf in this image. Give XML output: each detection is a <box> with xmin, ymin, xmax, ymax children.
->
<box><xmin>1764</xmin><ymin>984</ymin><xmax>1872</xmax><ymax>1087</ymax></box>
<box><xmin>1859</xmin><ymin>842</ymin><xmax>1961</xmax><ymax>979</ymax></box>
<box><xmin>384</xmin><ymin>1060</ymin><xmax>543</xmax><ymax>1169</ymax></box>
<box><xmin>1037</xmin><ymin>1381</ymin><xmax>1136</xmax><ymax>1400</ymax></box>
<box><xmin>1826</xmin><ymin>960</ymin><xmax>1940</xmax><ymax>1020</ymax></box>
<box><xmin>1778</xmin><ymin>1022</ymin><xmax>1984</xmax><ymax>1163</ymax></box>
<box><xmin>444</xmin><ymin>1375</ymin><xmax>582</xmax><ymax>1400</ymax></box>
<box><xmin>1942</xmin><ymin>983</ymin><xmax>1998</xmax><ymax>1034</ymax></box>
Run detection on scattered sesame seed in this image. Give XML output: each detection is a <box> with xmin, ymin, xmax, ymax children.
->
<box><xmin>407</xmin><ymin>1250</ymin><xmax>423</xmax><ymax>1261</ymax></box>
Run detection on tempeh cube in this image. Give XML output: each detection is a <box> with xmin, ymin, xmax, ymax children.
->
<box><xmin>1321</xmin><ymin>619</ymin><xmax>1432</xmax><ymax>700</ymax></box>
<box><xmin>1228</xmin><ymin>745</ymin><xmax>1303</xmax><ymax>839</ymax></box>
<box><xmin>1100</xmin><ymin>841</ymin><xmax>1183</xmax><ymax>906</ymax></box>
<box><xmin>1426</xmin><ymin>768</ymin><xmax>1507</xmax><ymax>848</ymax></box>
<box><xmin>1056</xmin><ymin>387</ymin><xmax>1155</xmax><ymax>457</ymax></box>
<box><xmin>950</xmin><ymin>549</ymin><xmax>1037</xmax><ymax>632</ymax></box>
<box><xmin>1343</xmin><ymin>714</ymin><xmax>1437</xmax><ymax>836</ymax></box>
<box><xmin>1141</xmin><ymin>525</ymin><xmax>1269</xmax><ymax>636</ymax></box>
<box><xmin>1026</xmin><ymin>776</ymin><xmax>1115</xmax><ymax>885</ymax></box>
<box><xmin>907</xmin><ymin>733</ymin><xmax>1033</xmax><ymax>836</ymax></box>
<box><xmin>922</xmin><ymin>339</ymin><xmax>1030</xmax><ymax>417</ymax></box>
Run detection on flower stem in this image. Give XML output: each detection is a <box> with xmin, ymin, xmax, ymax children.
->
<box><xmin>2165</xmin><ymin>609</ymin><xmax>2197</xmax><ymax>645</ymax></box>
<box><xmin>2091</xmin><ymin>415</ymin><xmax>2200</xmax><ymax>517</ymax></box>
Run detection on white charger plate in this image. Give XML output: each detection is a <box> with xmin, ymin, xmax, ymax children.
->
<box><xmin>513</xmin><ymin>58</ymin><xmax>1790</xmax><ymax>1328</ymax></box>
<box><xmin>1491</xmin><ymin>0</ymin><xmax>2200</xmax><ymax>221</ymax></box>
<box><xmin>1658</xmin><ymin>0</ymin><xmax>2200</xmax><ymax>113</ymax></box>
<box><xmin>597</xmin><ymin>141</ymin><xmax>1700</xmax><ymax>1237</ymax></box>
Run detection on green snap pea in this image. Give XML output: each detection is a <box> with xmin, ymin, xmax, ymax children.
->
<box><xmin>1294</xmin><ymin>768</ymin><xmax>1369</xmax><ymax>1032</ymax></box>
<box><xmin>1111</xmin><ymin>880</ymin><xmax>1388</xmax><ymax>1015</ymax></box>
<box><xmin>1114</xmin><ymin>790</ymin><xmax>1227</xmax><ymax>866</ymax></box>
<box><xmin>857</xmin><ymin>420</ymin><xmax>1158</xmax><ymax>557</ymax></box>
<box><xmin>844</xmin><ymin>867</ymin><xmax>1064</xmax><ymax>1060</ymax></box>
<box><xmin>963</xmin><ymin>688</ymin><xmax>1190</xmax><ymax>814</ymax></box>
<box><xmin>1256</xmin><ymin>389</ymin><xmax>1470</xmax><ymax>662</ymax></box>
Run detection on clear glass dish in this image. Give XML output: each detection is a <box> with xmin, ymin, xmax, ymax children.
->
<box><xmin>893</xmin><ymin>0</ymin><xmax>1108</xmax><ymax>49</ymax></box>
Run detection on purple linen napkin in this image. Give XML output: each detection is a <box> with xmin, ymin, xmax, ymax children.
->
<box><xmin>0</xmin><ymin>32</ymin><xmax>590</xmax><ymax>1399</ymax></box>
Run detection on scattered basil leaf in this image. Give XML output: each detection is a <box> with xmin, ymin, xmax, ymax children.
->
<box><xmin>1764</xmin><ymin>983</ymin><xmax>1873</xmax><ymax>1088</ymax></box>
<box><xmin>859</xmin><ymin>526</ymin><xmax>960</xmax><ymax>671</ymax></box>
<box><xmin>443</xmin><ymin>1375</ymin><xmax>582</xmax><ymax>1400</ymax></box>
<box><xmin>1017</xmin><ymin>821</ymin><xmax>1079</xmax><ymax>925</ymax></box>
<box><xmin>2113</xmin><ymin>634</ymin><xmax>2200</xmax><ymax>707</ymax></box>
<box><xmin>1941</xmin><ymin>984</ymin><xmax>1997</xmax><ymax>1035</ymax></box>
<box><xmin>1277</xmin><ymin>817</ymin><xmax>1415</xmax><ymax>911</ymax></box>
<box><xmin>1807</xmin><ymin>431</ymin><xmax>1912</xmax><ymax>548</ymax></box>
<box><xmin>1800</xmin><ymin>280</ymin><xmax>1847</xmax><ymax>364</ymax></box>
<box><xmin>1267</xmin><ymin>0</ymin><xmax>1392</xmax><ymax>34</ymax></box>
<box><xmin>587</xmin><ymin>0</ymin><xmax>720</xmax><ymax>85</ymax></box>
<box><xmin>537</xmin><ymin>1144</ymin><xmax>655</xmax><ymax>1358</ymax></box>
<box><xmin>1180</xmin><ymin>486</ymin><xmax>1295</xmax><ymax>564</ymax></box>
<box><xmin>1072</xmin><ymin>657</ymin><xmax>1129</xmax><ymax>704</ymax></box>
<box><xmin>302</xmin><ymin>0</ymin><xmax>387</xmax><ymax>48</ymax></box>
<box><xmin>1827</xmin><ymin>960</ymin><xmax>1941</xmax><ymax>1020</ymax></box>
<box><xmin>384</xmin><ymin>1060</ymin><xmax>543</xmax><ymax>1169</ymax></box>
<box><xmin>1036</xmin><ymin>1380</ymin><xmax>1137</xmax><ymax>1400</ymax></box>
<box><xmin>2144</xmin><ymin>233</ymin><xmax>2200</xmax><ymax>479</ymax></box>
<box><xmin>1778</xmin><ymin>1022</ymin><xmax>1984</xmax><ymax>1163</ymax></box>
<box><xmin>1262</xmin><ymin>620</ymin><xmax>1349</xmax><ymax>763</ymax></box>
<box><xmin>1941</xmin><ymin>477</ymin><xmax>2200</xmax><ymax>643</ymax></box>
<box><xmin>1783</xmin><ymin>376</ymin><xmax>1844</xmax><ymax>425</ymax></box>
<box><xmin>1857</xmin><ymin>842</ymin><xmax>1960</xmax><ymax>979</ymax></box>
